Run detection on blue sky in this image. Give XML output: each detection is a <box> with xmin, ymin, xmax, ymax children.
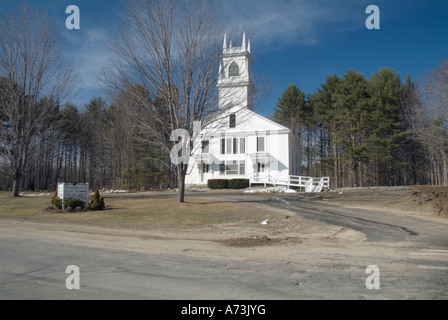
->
<box><xmin>1</xmin><ymin>0</ymin><xmax>448</xmax><ymax>117</ymax></box>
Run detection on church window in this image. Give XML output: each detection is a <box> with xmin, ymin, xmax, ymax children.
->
<box><xmin>239</xmin><ymin>138</ymin><xmax>245</xmax><ymax>154</ymax></box>
<box><xmin>226</xmin><ymin>138</ymin><xmax>232</xmax><ymax>154</ymax></box>
<box><xmin>239</xmin><ymin>160</ymin><xmax>246</xmax><ymax>175</ymax></box>
<box><xmin>201</xmin><ymin>140</ymin><xmax>209</xmax><ymax>154</ymax></box>
<box><xmin>221</xmin><ymin>139</ymin><xmax>225</xmax><ymax>154</ymax></box>
<box><xmin>229</xmin><ymin>62</ymin><xmax>239</xmax><ymax>76</ymax></box>
<box><xmin>219</xmin><ymin>160</ymin><xmax>246</xmax><ymax>176</ymax></box>
<box><xmin>229</xmin><ymin>113</ymin><xmax>236</xmax><ymax>128</ymax></box>
<box><xmin>257</xmin><ymin>137</ymin><xmax>265</xmax><ymax>152</ymax></box>
<box><xmin>227</xmin><ymin>161</ymin><xmax>238</xmax><ymax>175</ymax></box>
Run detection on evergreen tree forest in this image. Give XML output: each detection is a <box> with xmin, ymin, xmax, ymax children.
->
<box><xmin>274</xmin><ymin>65</ymin><xmax>448</xmax><ymax>188</ymax></box>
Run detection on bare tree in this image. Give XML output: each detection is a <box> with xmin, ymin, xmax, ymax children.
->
<box><xmin>420</xmin><ymin>59</ymin><xmax>448</xmax><ymax>185</ymax></box>
<box><xmin>104</xmin><ymin>0</ymin><xmax>248</xmax><ymax>202</ymax></box>
<box><xmin>0</xmin><ymin>4</ymin><xmax>75</xmax><ymax>197</ymax></box>
<box><xmin>403</xmin><ymin>59</ymin><xmax>448</xmax><ymax>185</ymax></box>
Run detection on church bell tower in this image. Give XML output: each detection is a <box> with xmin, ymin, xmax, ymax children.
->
<box><xmin>217</xmin><ymin>32</ymin><xmax>256</xmax><ymax>110</ymax></box>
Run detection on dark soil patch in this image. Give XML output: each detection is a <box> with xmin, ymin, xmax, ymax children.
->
<box><xmin>222</xmin><ymin>235</ymin><xmax>275</xmax><ymax>247</ymax></box>
<box><xmin>221</xmin><ymin>235</ymin><xmax>303</xmax><ymax>248</ymax></box>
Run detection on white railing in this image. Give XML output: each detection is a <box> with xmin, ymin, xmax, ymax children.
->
<box><xmin>303</xmin><ymin>178</ymin><xmax>310</xmax><ymax>192</ymax></box>
<box><xmin>249</xmin><ymin>174</ymin><xmax>330</xmax><ymax>193</ymax></box>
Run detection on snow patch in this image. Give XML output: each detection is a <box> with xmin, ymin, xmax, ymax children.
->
<box><xmin>101</xmin><ymin>190</ymin><xmax>127</xmax><ymax>194</ymax></box>
<box><xmin>244</xmin><ymin>187</ymin><xmax>297</xmax><ymax>194</ymax></box>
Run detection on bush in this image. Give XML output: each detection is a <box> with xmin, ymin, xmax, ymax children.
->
<box><xmin>90</xmin><ymin>188</ymin><xmax>105</xmax><ymax>210</ymax></box>
<box><xmin>51</xmin><ymin>191</ymin><xmax>58</xmax><ymax>206</ymax></box>
<box><xmin>51</xmin><ymin>194</ymin><xmax>85</xmax><ymax>211</ymax></box>
<box><xmin>67</xmin><ymin>198</ymin><xmax>86</xmax><ymax>210</ymax></box>
<box><xmin>207</xmin><ymin>179</ymin><xmax>228</xmax><ymax>189</ymax></box>
<box><xmin>51</xmin><ymin>191</ymin><xmax>66</xmax><ymax>209</ymax></box>
<box><xmin>52</xmin><ymin>196</ymin><xmax>65</xmax><ymax>209</ymax></box>
<box><xmin>51</xmin><ymin>195</ymin><xmax>68</xmax><ymax>210</ymax></box>
<box><xmin>228</xmin><ymin>179</ymin><xmax>250</xmax><ymax>189</ymax></box>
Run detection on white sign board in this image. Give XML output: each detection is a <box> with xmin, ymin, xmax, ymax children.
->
<box><xmin>58</xmin><ymin>183</ymin><xmax>89</xmax><ymax>209</ymax></box>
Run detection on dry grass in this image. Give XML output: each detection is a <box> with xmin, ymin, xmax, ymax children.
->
<box><xmin>0</xmin><ymin>192</ymin><xmax>271</xmax><ymax>230</ymax></box>
<box><xmin>0</xmin><ymin>191</ymin><xmax>366</xmax><ymax>250</ymax></box>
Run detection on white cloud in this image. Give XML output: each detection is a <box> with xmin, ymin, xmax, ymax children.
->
<box><xmin>60</xmin><ymin>0</ymin><xmax>365</xmax><ymax>106</ymax></box>
<box><xmin>220</xmin><ymin>0</ymin><xmax>363</xmax><ymax>50</ymax></box>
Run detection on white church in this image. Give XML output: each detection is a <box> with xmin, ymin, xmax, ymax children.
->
<box><xmin>185</xmin><ymin>33</ymin><xmax>326</xmax><ymax>190</ymax></box>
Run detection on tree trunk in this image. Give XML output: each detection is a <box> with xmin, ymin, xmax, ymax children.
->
<box><xmin>12</xmin><ymin>174</ymin><xmax>22</xmax><ymax>197</ymax></box>
<box><xmin>177</xmin><ymin>164</ymin><xmax>187</xmax><ymax>203</ymax></box>
<box><xmin>307</xmin><ymin>127</ymin><xmax>312</xmax><ymax>176</ymax></box>
<box><xmin>440</xmin><ymin>149</ymin><xmax>448</xmax><ymax>186</ymax></box>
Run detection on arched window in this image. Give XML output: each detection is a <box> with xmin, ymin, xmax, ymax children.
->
<box><xmin>229</xmin><ymin>62</ymin><xmax>239</xmax><ymax>76</ymax></box>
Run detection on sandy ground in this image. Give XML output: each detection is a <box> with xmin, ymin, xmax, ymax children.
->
<box><xmin>0</xmin><ymin>209</ymin><xmax>366</xmax><ymax>263</ymax></box>
<box><xmin>313</xmin><ymin>185</ymin><xmax>448</xmax><ymax>218</ymax></box>
<box><xmin>0</xmin><ymin>190</ymin><xmax>371</xmax><ymax>265</ymax></box>
<box><xmin>2</xmin><ymin>185</ymin><xmax>446</xmax><ymax>263</ymax></box>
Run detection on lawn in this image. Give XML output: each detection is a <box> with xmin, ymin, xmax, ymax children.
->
<box><xmin>0</xmin><ymin>191</ymin><xmax>269</xmax><ymax>231</ymax></box>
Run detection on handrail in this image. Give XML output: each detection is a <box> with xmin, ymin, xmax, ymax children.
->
<box><xmin>249</xmin><ymin>173</ymin><xmax>330</xmax><ymax>192</ymax></box>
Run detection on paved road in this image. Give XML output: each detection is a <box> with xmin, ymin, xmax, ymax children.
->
<box><xmin>1</xmin><ymin>191</ymin><xmax>447</xmax><ymax>300</ymax></box>
<box><xmin>1</xmin><ymin>231</ymin><xmax>447</xmax><ymax>300</ymax></box>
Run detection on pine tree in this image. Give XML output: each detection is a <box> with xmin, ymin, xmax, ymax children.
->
<box><xmin>274</xmin><ymin>83</ymin><xmax>308</xmax><ymax>139</ymax></box>
<box><xmin>90</xmin><ymin>188</ymin><xmax>105</xmax><ymax>210</ymax></box>
<box><xmin>366</xmin><ymin>67</ymin><xmax>408</xmax><ymax>185</ymax></box>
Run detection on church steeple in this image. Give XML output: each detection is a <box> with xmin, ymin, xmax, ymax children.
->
<box><xmin>217</xmin><ymin>32</ymin><xmax>256</xmax><ymax>110</ymax></box>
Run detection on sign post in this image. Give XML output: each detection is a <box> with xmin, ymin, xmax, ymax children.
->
<box><xmin>57</xmin><ymin>183</ymin><xmax>89</xmax><ymax>209</ymax></box>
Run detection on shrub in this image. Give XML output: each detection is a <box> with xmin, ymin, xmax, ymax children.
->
<box><xmin>52</xmin><ymin>195</ymin><xmax>68</xmax><ymax>210</ymax></box>
<box><xmin>207</xmin><ymin>179</ymin><xmax>228</xmax><ymax>189</ymax></box>
<box><xmin>52</xmin><ymin>190</ymin><xmax>85</xmax><ymax>211</ymax></box>
<box><xmin>228</xmin><ymin>179</ymin><xmax>250</xmax><ymax>189</ymax></box>
<box><xmin>67</xmin><ymin>198</ymin><xmax>86</xmax><ymax>210</ymax></box>
<box><xmin>51</xmin><ymin>195</ymin><xmax>85</xmax><ymax>211</ymax></box>
<box><xmin>90</xmin><ymin>188</ymin><xmax>105</xmax><ymax>210</ymax></box>
<box><xmin>51</xmin><ymin>190</ymin><xmax>58</xmax><ymax>206</ymax></box>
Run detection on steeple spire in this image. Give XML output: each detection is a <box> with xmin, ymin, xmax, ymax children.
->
<box><xmin>218</xmin><ymin>32</ymin><xmax>255</xmax><ymax>110</ymax></box>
